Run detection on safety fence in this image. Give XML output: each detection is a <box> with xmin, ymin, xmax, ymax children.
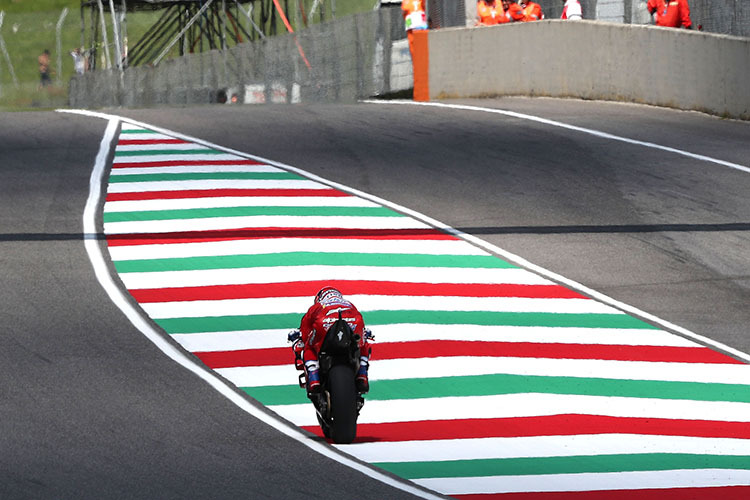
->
<box><xmin>69</xmin><ymin>7</ymin><xmax>408</xmax><ymax>108</ymax></box>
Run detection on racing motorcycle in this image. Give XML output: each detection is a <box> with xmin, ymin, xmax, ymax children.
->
<box><xmin>288</xmin><ymin>315</ymin><xmax>373</xmax><ymax>444</ymax></box>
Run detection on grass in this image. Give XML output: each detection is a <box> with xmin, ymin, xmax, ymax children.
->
<box><xmin>0</xmin><ymin>0</ymin><xmax>376</xmax><ymax>110</ymax></box>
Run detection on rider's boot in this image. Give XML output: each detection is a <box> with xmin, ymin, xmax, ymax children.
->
<box><xmin>305</xmin><ymin>360</ymin><xmax>321</xmax><ymax>393</ymax></box>
<box><xmin>356</xmin><ymin>357</ymin><xmax>369</xmax><ymax>393</ymax></box>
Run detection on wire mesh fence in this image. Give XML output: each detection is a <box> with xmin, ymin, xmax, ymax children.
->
<box><xmin>70</xmin><ymin>7</ymin><xmax>409</xmax><ymax>107</ymax></box>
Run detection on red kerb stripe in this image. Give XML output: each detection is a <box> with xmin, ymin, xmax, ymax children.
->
<box><xmin>300</xmin><ymin>415</ymin><xmax>750</xmax><ymax>442</ymax></box>
<box><xmin>106</xmin><ymin>189</ymin><xmax>349</xmax><ymax>201</ymax></box>
<box><xmin>106</xmin><ymin>227</ymin><xmax>455</xmax><ymax>246</ymax></box>
<box><xmin>130</xmin><ymin>281</ymin><xmax>583</xmax><ymax>302</ymax></box>
<box><xmin>194</xmin><ymin>340</ymin><xmax>738</xmax><ymax>369</ymax></box>
<box><xmin>111</xmin><ymin>159</ymin><xmax>263</xmax><ymax>168</ymax></box>
<box><xmin>117</xmin><ymin>139</ymin><xmax>188</xmax><ymax>146</ymax></box>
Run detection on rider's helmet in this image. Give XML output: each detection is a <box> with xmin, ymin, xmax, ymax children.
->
<box><xmin>315</xmin><ymin>286</ymin><xmax>343</xmax><ymax>304</ymax></box>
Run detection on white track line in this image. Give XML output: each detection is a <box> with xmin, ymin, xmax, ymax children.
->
<box><xmin>362</xmin><ymin>100</ymin><xmax>750</xmax><ymax>175</ymax></box>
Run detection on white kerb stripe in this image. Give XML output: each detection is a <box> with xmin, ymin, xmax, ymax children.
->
<box><xmin>269</xmin><ymin>393</ymin><xmax>750</xmax><ymax>427</ymax></box>
<box><xmin>415</xmin><ymin>469</ymin><xmax>750</xmax><ymax>495</ymax></box>
<box><xmin>106</xmin><ymin>179</ymin><xmax>326</xmax><ymax>193</ymax></box>
<box><xmin>142</xmin><ymin>296</ymin><xmax>615</xmax><ymax>320</ymax></box>
<box><xmin>113</xmin><ymin>153</ymin><xmax>246</xmax><ymax>163</ymax></box>
<box><xmin>107</xmin><ymin>237</ymin><xmax>487</xmax><ymax>261</ymax></box>
<box><xmin>337</xmin><ymin>434</ymin><xmax>750</xmax><ymax>463</ymax></box>
<box><xmin>104</xmin><ymin>215</ymin><xmax>428</xmax><ymax>235</ymax></box>
<box><xmin>104</xmin><ymin>196</ymin><xmax>377</xmax><ymax>213</ymax></box>
<box><xmin>109</xmin><ymin>164</ymin><xmax>284</xmax><ymax>175</ymax></box>
<box><xmin>118</xmin><ymin>267</ymin><xmax>553</xmax><ymax>290</ymax></box>
<box><xmin>169</xmin><ymin>325</ymin><xmax>697</xmax><ymax>354</ymax></box>
<box><xmin>218</xmin><ymin>356</ymin><xmax>750</xmax><ymax>388</ymax></box>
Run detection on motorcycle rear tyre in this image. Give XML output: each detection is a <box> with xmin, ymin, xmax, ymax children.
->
<box><xmin>328</xmin><ymin>364</ymin><xmax>357</xmax><ymax>444</ymax></box>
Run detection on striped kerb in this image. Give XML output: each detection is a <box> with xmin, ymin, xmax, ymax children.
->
<box><xmin>103</xmin><ymin>124</ymin><xmax>750</xmax><ymax>499</ymax></box>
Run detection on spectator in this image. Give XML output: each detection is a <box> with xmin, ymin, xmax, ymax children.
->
<box><xmin>561</xmin><ymin>0</ymin><xmax>583</xmax><ymax>20</ymax></box>
<box><xmin>477</xmin><ymin>0</ymin><xmax>504</xmax><ymax>25</ymax></box>
<box><xmin>519</xmin><ymin>0</ymin><xmax>544</xmax><ymax>21</ymax></box>
<box><xmin>70</xmin><ymin>48</ymin><xmax>87</xmax><ymax>75</ymax></box>
<box><xmin>499</xmin><ymin>0</ymin><xmax>525</xmax><ymax>23</ymax></box>
<box><xmin>647</xmin><ymin>0</ymin><xmax>692</xmax><ymax>29</ymax></box>
<box><xmin>38</xmin><ymin>49</ymin><xmax>52</xmax><ymax>88</ymax></box>
<box><xmin>402</xmin><ymin>0</ymin><xmax>428</xmax><ymax>59</ymax></box>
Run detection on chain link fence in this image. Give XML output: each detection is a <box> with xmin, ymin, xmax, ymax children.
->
<box><xmin>427</xmin><ymin>0</ymin><xmax>467</xmax><ymax>28</ymax></box>
<box><xmin>70</xmin><ymin>7</ymin><xmax>409</xmax><ymax>107</ymax></box>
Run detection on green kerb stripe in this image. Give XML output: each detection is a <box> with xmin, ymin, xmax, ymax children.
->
<box><xmin>375</xmin><ymin>453</ymin><xmax>750</xmax><ymax>479</ymax></box>
<box><xmin>108</xmin><ymin>172</ymin><xmax>300</xmax><ymax>183</ymax></box>
<box><xmin>103</xmin><ymin>205</ymin><xmax>400</xmax><ymax>223</ymax></box>
<box><xmin>156</xmin><ymin>311</ymin><xmax>649</xmax><ymax>335</ymax></box>
<box><xmin>242</xmin><ymin>373</ymin><xmax>750</xmax><ymax>406</ymax></box>
<box><xmin>120</xmin><ymin>129</ymin><xmax>157</xmax><ymax>134</ymax></box>
<box><xmin>114</xmin><ymin>149</ymin><xmax>227</xmax><ymax>156</ymax></box>
<box><xmin>113</xmin><ymin>252</ymin><xmax>514</xmax><ymax>273</ymax></box>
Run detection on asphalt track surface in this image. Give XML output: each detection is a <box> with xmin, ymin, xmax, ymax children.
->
<box><xmin>1</xmin><ymin>98</ymin><xmax>748</xmax><ymax>499</ymax></box>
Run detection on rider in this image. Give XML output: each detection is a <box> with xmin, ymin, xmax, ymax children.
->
<box><xmin>298</xmin><ymin>287</ymin><xmax>370</xmax><ymax>394</ymax></box>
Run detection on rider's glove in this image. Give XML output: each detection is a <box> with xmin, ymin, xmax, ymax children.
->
<box><xmin>288</xmin><ymin>330</ymin><xmax>301</xmax><ymax>343</ymax></box>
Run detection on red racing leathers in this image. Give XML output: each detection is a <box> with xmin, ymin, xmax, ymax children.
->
<box><xmin>299</xmin><ymin>294</ymin><xmax>369</xmax><ymax>366</ymax></box>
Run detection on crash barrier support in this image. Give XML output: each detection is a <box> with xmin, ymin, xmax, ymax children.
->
<box><xmin>417</xmin><ymin>20</ymin><xmax>749</xmax><ymax>120</ymax></box>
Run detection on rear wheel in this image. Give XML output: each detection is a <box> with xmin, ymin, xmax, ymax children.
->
<box><xmin>328</xmin><ymin>364</ymin><xmax>357</xmax><ymax>444</ymax></box>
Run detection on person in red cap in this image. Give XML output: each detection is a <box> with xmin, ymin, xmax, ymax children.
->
<box><xmin>298</xmin><ymin>287</ymin><xmax>371</xmax><ymax>393</ymax></box>
<box><xmin>647</xmin><ymin>0</ymin><xmax>692</xmax><ymax>29</ymax></box>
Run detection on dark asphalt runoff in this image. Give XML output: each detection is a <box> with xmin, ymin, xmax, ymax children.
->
<box><xmin>1</xmin><ymin>98</ymin><xmax>748</xmax><ymax>498</ymax></box>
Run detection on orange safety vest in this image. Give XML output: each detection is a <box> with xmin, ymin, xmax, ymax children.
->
<box><xmin>477</xmin><ymin>0</ymin><xmax>504</xmax><ymax>25</ymax></box>
<box><xmin>402</xmin><ymin>0</ymin><xmax>428</xmax><ymax>31</ymax></box>
<box><xmin>497</xmin><ymin>2</ymin><xmax>525</xmax><ymax>23</ymax></box>
<box><xmin>520</xmin><ymin>1</ymin><xmax>544</xmax><ymax>21</ymax></box>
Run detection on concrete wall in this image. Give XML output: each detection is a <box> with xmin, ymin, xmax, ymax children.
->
<box><xmin>427</xmin><ymin>20</ymin><xmax>750</xmax><ymax>119</ymax></box>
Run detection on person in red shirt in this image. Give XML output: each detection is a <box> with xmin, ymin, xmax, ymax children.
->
<box><xmin>298</xmin><ymin>287</ymin><xmax>371</xmax><ymax>393</ymax></box>
<box><xmin>519</xmin><ymin>0</ymin><xmax>544</xmax><ymax>21</ymax></box>
<box><xmin>647</xmin><ymin>0</ymin><xmax>692</xmax><ymax>29</ymax></box>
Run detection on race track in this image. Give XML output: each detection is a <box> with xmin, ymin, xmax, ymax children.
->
<box><xmin>1</xmin><ymin>98</ymin><xmax>749</xmax><ymax>499</ymax></box>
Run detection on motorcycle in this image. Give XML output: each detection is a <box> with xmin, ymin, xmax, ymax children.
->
<box><xmin>288</xmin><ymin>315</ymin><xmax>373</xmax><ymax>444</ymax></box>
